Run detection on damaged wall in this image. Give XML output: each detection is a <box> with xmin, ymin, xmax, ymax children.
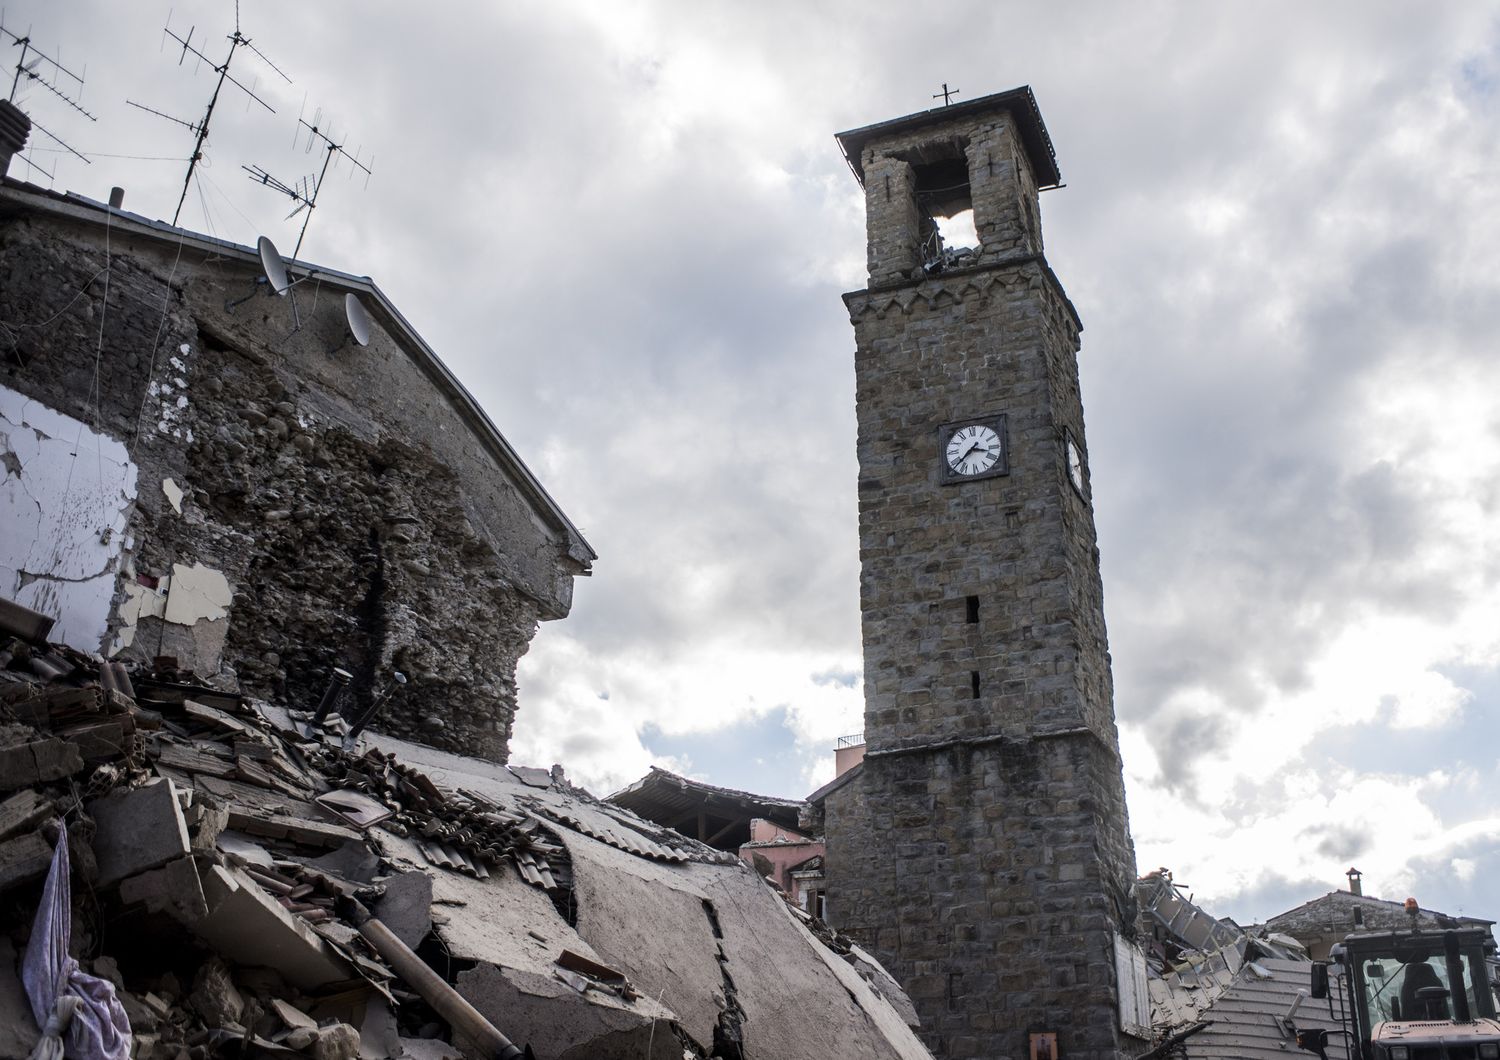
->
<box><xmin>0</xmin><ymin>185</ymin><xmax>593</xmax><ymax>762</ymax></box>
<box><xmin>0</xmin><ymin>386</ymin><xmax>137</xmax><ymax>651</ymax></box>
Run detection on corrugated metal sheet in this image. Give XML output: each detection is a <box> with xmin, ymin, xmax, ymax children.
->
<box><xmin>1185</xmin><ymin>958</ymin><xmax>1351</xmax><ymax>1060</ymax></box>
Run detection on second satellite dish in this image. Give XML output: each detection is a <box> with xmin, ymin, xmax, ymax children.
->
<box><xmin>344</xmin><ymin>293</ymin><xmax>372</xmax><ymax>347</ymax></box>
<box><xmin>258</xmin><ymin>235</ymin><xmax>292</xmax><ymax>296</ymax></box>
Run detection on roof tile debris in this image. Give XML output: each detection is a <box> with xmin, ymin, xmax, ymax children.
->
<box><xmin>0</xmin><ymin>599</ymin><xmax>933</xmax><ymax>1060</ymax></box>
<box><xmin>1136</xmin><ymin>872</ymin><xmax>1346</xmax><ymax>1059</ymax></box>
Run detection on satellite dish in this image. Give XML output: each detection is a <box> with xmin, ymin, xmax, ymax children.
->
<box><xmin>257</xmin><ymin>235</ymin><xmax>291</xmax><ymax>296</ymax></box>
<box><xmin>344</xmin><ymin>293</ymin><xmax>372</xmax><ymax>347</ymax></box>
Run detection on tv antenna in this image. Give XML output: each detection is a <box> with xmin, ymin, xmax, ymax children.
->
<box><xmin>0</xmin><ymin>20</ymin><xmax>97</xmax><ymax>173</ymax></box>
<box><xmin>127</xmin><ymin>9</ymin><xmax>291</xmax><ymax>226</ymax></box>
<box><xmin>246</xmin><ymin>103</ymin><xmax>372</xmax><ymax>257</ymax></box>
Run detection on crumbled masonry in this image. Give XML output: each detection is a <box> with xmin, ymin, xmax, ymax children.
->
<box><xmin>0</xmin><ymin>602</ymin><xmax>934</xmax><ymax>1060</ymax></box>
<box><xmin>0</xmin><ymin>185</ymin><xmax>594</xmax><ymax>766</ymax></box>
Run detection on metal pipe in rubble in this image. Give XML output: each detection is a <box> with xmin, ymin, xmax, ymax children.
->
<box><xmin>351</xmin><ymin>909</ymin><xmax>531</xmax><ymax>1060</ymax></box>
<box><xmin>343</xmin><ymin>671</ymin><xmax>405</xmax><ymax>748</ymax></box>
<box><xmin>308</xmin><ymin>666</ymin><xmax>353</xmax><ymax>735</ymax></box>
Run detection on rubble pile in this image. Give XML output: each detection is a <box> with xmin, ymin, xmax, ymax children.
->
<box><xmin>0</xmin><ymin>601</ymin><xmax>933</xmax><ymax>1060</ymax></box>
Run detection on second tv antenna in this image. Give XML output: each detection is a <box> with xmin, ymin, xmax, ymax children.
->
<box><xmin>128</xmin><ymin>9</ymin><xmax>291</xmax><ymax>226</ymax></box>
<box><xmin>245</xmin><ymin>104</ymin><xmax>372</xmax><ymax>258</ymax></box>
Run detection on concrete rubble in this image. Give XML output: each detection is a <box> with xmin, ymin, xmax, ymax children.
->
<box><xmin>0</xmin><ymin>597</ymin><xmax>933</xmax><ymax>1060</ymax></box>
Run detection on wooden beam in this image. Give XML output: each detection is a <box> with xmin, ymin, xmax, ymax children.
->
<box><xmin>706</xmin><ymin>817</ymin><xmax>745</xmax><ymax>847</ymax></box>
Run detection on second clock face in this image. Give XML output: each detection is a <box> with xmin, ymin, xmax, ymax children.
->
<box><xmin>945</xmin><ymin>424</ymin><xmax>1003</xmax><ymax>476</ymax></box>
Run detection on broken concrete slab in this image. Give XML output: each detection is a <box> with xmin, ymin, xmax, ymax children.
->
<box><xmin>216</xmin><ymin>829</ymin><xmax>276</xmax><ymax>868</ymax></box>
<box><xmin>299</xmin><ymin>839</ymin><xmax>380</xmax><ymax>884</ymax></box>
<box><xmin>0</xmin><ymin>789</ymin><xmax>50</xmax><ymax>841</ymax></box>
<box><xmin>373</xmin><ymin>870</ymin><xmax>432</xmax><ymax>950</ymax></box>
<box><xmin>118</xmin><ymin>855</ymin><xmax>210</xmax><ymax>924</ymax></box>
<box><xmin>228</xmin><ymin>804</ymin><xmax>363</xmax><ymax>848</ymax></box>
<box><xmin>0</xmin><ymin>727</ymin><xmax>83</xmax><ymax>790</ymax></box>
<box><xmin>564</xmin><ymin>829</ymin><xmax>723</xmax><ymax>1049</ymax></box>
<box><xmin>455</xmin><ymin>961</ymin><xmax>680</xmax><ymax>1060</ymax></box>
<box><xmin>268</xmin><ymin>997</ymin><xmax>318</xmax><ymax>1033</ymax></box>
<box><xmin>192</xmin><ymin>864</ymin><xmax>353</xmax><ymax>990</ymax></box>
<box><xmin>0</xmin><ymin>831</ymin><xmax>54</xmax><ymax>893</ymax></box>
<box><xmin>55</xmin><ymin>717</ymin><xmax>133</xmax><ymax>763</ymax></box>
<box><xmin>375</xmin><ymin>828</ymin><xmax>565</xmax><ymax>973</ymax></box>
<box><xmin>695</xmin><ymin>862</ymin><xmax>932</xmax><ymax>1060</ymax></box>
<box><xmin>356</xmin><ymin>997</ymin><xmax>403</xmax><ymax>1060</ymax></box>
<box><xmin>89</xmin><ymin>778</ymin><xmax>192</xmax><ymax>886</ymax></box>
<box><xmin>848</xmin><ymin>944</ymin><xmax>921</xmax><ymax>1029</ymax></box>
<box><xmin>185</xmin><ymin>797</ymin><xmax>230</xmax><ymax>854</ymax></box>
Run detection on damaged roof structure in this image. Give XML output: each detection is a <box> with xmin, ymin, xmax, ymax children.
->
<box><xmin>608</xmin><ymin>766</ymin><xmax>804</xmax><ymax>852</ymax></box>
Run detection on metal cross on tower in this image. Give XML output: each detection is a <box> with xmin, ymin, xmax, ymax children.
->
<box><xmin>933</xmin><ymin>83</ymin><xmax>960</xmax><ymax>105</ymax></box>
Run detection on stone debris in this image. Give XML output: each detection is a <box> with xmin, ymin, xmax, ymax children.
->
<box><xmin>0</xmin><ymin>595</ymin><xmax>933</xmax><ymax>1060</ymax></box>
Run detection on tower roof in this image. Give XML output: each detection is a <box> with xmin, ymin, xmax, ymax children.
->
<box><xmin>835</xmin><ymin>85</ymin><xmax>1061</xmax><ymax>190</ymax></box>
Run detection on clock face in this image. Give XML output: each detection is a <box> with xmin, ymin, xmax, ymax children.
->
<box><xmin>945</xmin><ymin>424</ymin><xmax>1003</xmax><ymax>477</ymax></box>
<box><xmin>1067</xmin><ymin>435</ymin><xmax>1085</xmax><ymax>494</ymax></box>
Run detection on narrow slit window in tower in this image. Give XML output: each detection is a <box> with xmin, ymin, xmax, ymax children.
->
<box><xmin>966</xmin><ymin>595</ymin><xmax>980</xmax><ymax>624</ymax></box>
<box><xmin>970</xmin><ymin>671</ymin><xmax>981</xmax><ymax>699</ymax></box>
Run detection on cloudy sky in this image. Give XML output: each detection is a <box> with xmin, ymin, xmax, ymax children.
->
<box><xmin>10</xmin><ymin>1</ymin><xmax>1500</xmax><ymax>924</ymax></box>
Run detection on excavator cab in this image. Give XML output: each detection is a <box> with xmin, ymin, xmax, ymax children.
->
<box><xmin>1300</xmin><ymin>924</ymin><xmax>1500</xmax><ymax>1060</ymax></box>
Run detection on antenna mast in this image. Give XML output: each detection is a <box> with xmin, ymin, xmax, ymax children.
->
<box><xmin>245</xmin><ymin>105</ymin><xmax>372</xmax><ymax>258</ymax></box>
<box><xmin>0</xmin><ymin>20</ymin><xmax>97</xmax><ymax>178</ymax></box>
<box><xmin>128</xmin><ymin>10</ymin><xmax>291</xmax><ymax>226</ymax></box>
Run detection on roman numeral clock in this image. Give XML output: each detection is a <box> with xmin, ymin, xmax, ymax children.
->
<box><xmin>939</xmin><ymin>414</ymin><xmax>1008</xmax><ymax>484</ymax></box>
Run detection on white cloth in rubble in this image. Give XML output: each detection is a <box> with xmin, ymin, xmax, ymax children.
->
<box><xmin>21</xmin><ymin>820</ymin><xmax>131</xmax><ymax>1060</ymax></box>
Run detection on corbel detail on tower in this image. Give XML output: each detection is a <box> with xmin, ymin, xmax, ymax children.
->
<box><xmin>843</xmin><ymin>253</ymin><xmax>1048</xmax><ymax>323</ymax></box>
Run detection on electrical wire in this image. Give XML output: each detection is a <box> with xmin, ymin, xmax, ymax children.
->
<box><xmin>197</xmin><ymin>165</ymin><xmax>259</xmax><ymax>234</ymax></box>
<box><xmin>23</xmin><ymin>149</ymin><xmax>189</xmax><ymax>162</ymax></box>
<box><xmin>0</xmin><ymin>264</ymin><xmax>110</xmax><ymax>366</ymax></box>
<box><xmin>132</xmin><ymin>212</ymin><xmax>190</xmax><ymax>447</ymax></box>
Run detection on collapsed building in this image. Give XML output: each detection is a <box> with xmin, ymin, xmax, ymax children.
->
<box><xmin>0</xmin><ymin>632</ymin><xmax>931</xmax><ymax>1059</ymax></box>
<box><xmin>0</xmin><ymin>110</ymin><xmax>932</xmax><ymax>1058</ymax></box>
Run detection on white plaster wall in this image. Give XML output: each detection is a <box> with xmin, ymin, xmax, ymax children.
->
<box><xmin>0</xmin><ymin>385</ymin><xmax>137</xmax><ymax>653</ymax></box>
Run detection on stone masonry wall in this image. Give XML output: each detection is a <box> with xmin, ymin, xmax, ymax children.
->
<box><xmin>829</xmin><ymin>96</ymin><xmax>1140</xmax><ymax>1060</ymax></box>
<box><xmin>847</xmin><ymin>263</ymin><xmax>1120</xmax><ymax>751</ymax></box>
<box><xmin>0</xmin><ymin>203</ymin><xmax>580</xmax><ymax>760</ymax></box>
<box><xmin>825</xmin><ymin>735</ymin><xmax>1134</xmax><ymax>1059</ymax></box>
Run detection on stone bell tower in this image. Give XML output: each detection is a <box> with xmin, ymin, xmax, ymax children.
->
<box><xmin>815</xmin><ymin>88</ymin><xmax>1144</xmax><ymax>1059</ymax></box>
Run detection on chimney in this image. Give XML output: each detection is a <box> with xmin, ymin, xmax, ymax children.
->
<box><xmin>1346</xmin><ymin>867</ymin><xmax>1362</xmax><ymax>896</ymax></box>
<box><xmin>0</xmin><ymin>100</ymin><xmax>31</xmax><ymax>179</ymax></box>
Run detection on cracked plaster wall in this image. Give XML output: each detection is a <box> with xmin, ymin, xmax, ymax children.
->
<box><xmin>0</xmin><ymin>204</ymin><xmax>582</xmax><ymax>762</ymax></box>
<box><xmin>0</xmin><ymin>384</ymin><xmax>137</xmax><ymax>652</ymax></box>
